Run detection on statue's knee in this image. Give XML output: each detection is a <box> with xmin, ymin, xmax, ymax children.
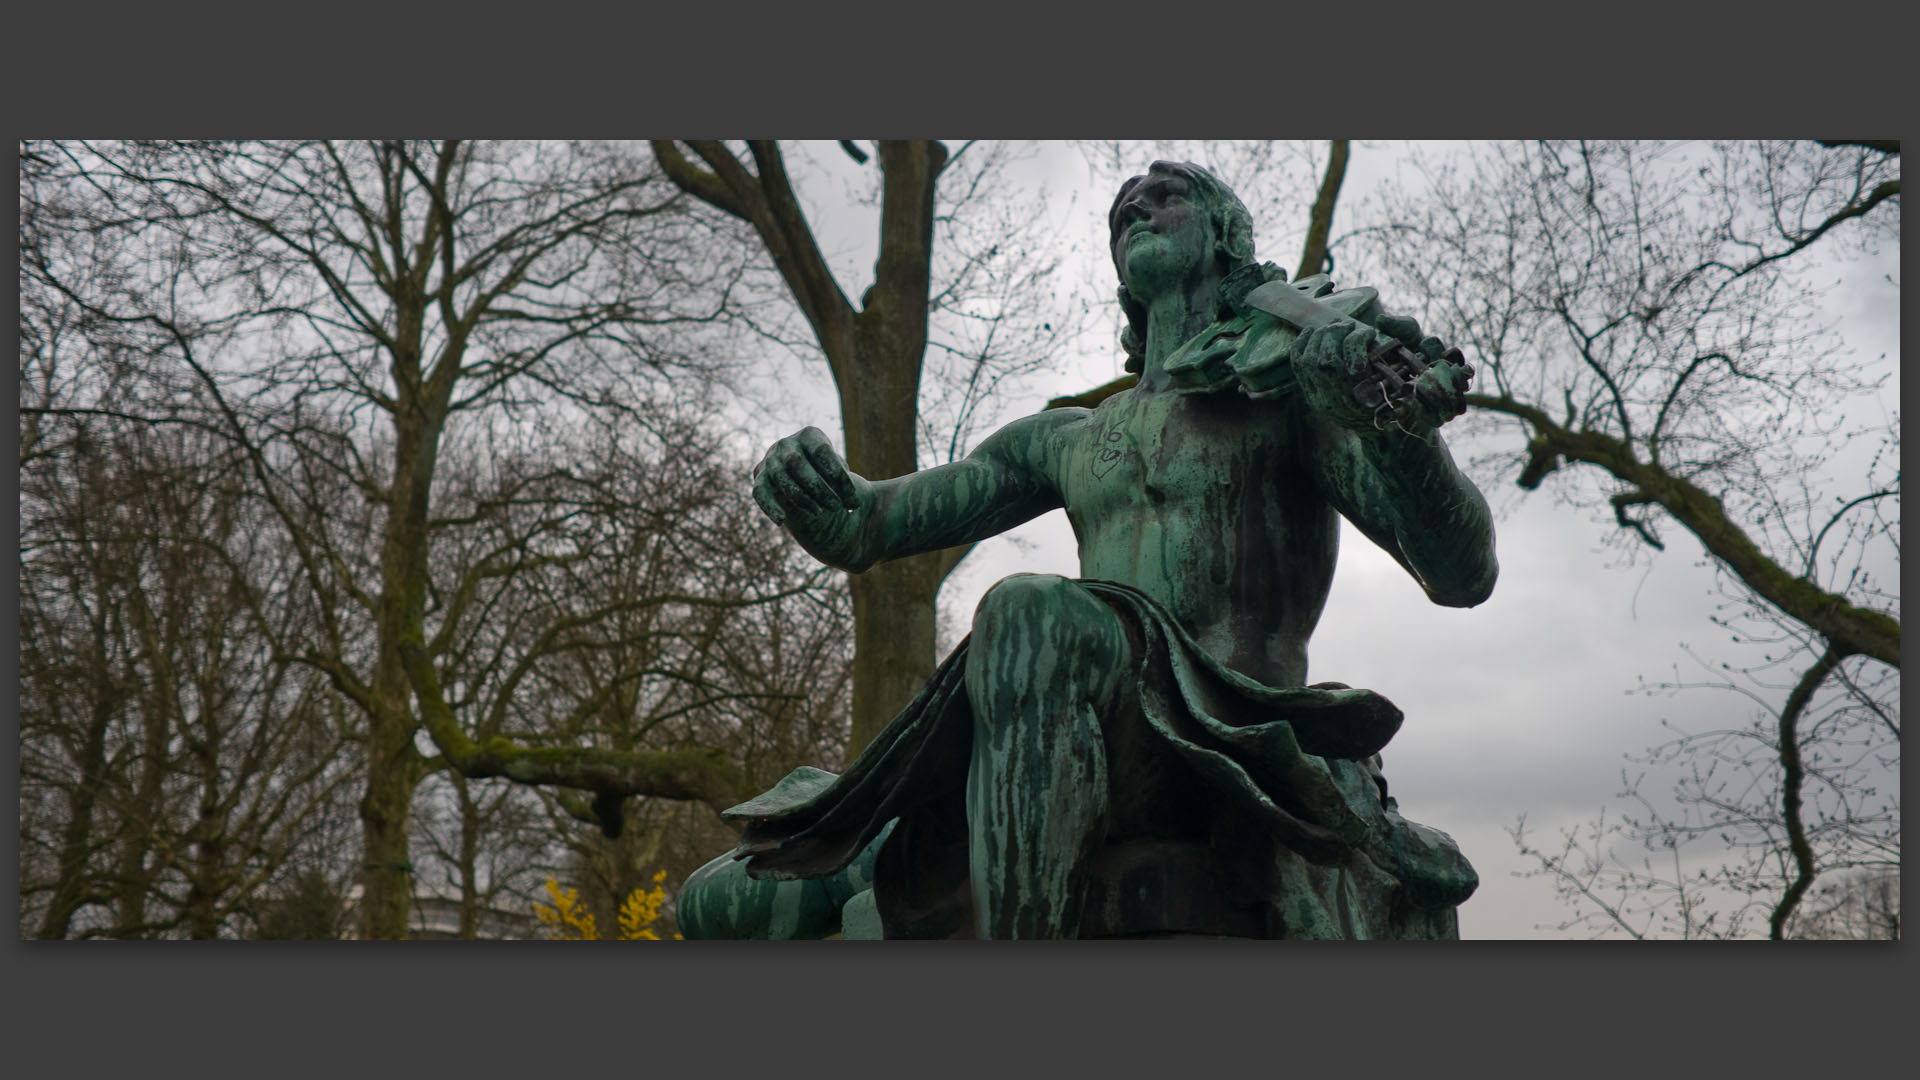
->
<box><xmin>975</xmin><ymin>574</ymin><xmax>1110</xmax><ymax>640</ymax></box>
<box><xmin>976</xmin><ymin>573</ymin><xmax>1067</xmax><ymax>625</ymax></box>
<box><xmin>970</xmin><ymin>575</ymin><xmax>1126</xmax><ymax>699</ymax></box>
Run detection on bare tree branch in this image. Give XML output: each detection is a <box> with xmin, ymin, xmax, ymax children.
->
<box><xmin>1770</xmin><ymin>646</ymin><xmax>1844</xmax><ymax>939</ymax></box>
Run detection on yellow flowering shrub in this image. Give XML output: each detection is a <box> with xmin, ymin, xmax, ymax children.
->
<box><xmin>533</xmin><ymin>879</ymin><xmax>597</xmax><ymax>940</ymax></box>
<box><xmin>533</xmin><ymin>870</ymin><xmax>680</xmax><ymax>940</ymax></box>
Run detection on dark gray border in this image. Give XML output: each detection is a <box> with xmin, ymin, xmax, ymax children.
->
<box><xmin>8</xmin><ymin>1</ymin><xmax>1909</xmax><ymax>1074</ymax></box>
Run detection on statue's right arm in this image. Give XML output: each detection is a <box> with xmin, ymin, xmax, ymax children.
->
<box><xmin>751</xmin><ymin>411</ymin><xmax>1078</xmax><ymax>573</ymax></box>
<box><xmin>1288</xmin><ymin>318</ymin><xmax>1496</xmax><ymax>608</ymax></box>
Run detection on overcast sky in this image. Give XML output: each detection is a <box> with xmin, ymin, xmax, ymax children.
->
<box><xmin>732</xmin><ymin>140</ymin><xmax>1900</xmax><ymax>939</ymax></box>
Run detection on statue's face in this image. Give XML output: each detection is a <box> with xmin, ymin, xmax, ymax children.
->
<box><xmin>1111</xmin><ymin>167</ymin><xmax>1219</xmax><ymax>302</ymax></box>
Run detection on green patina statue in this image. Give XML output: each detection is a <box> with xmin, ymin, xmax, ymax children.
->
<box><xmin>680</xmin><ymin>162</ymin><xmax>1496</xmax><ymax>939</ymax></box>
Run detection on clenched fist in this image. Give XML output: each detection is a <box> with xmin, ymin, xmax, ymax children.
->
<box><xmin>752</xmin><ymin>427</ymin><xmax>873</xmax><ymax>570</ymax></box>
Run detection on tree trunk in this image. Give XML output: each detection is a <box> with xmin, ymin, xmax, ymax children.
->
<box><xmin>848</xmin><ymin>556</ymin><xmax>941</xmax><ymax>750</ymax></box>
<box><xmin>37</xmin><ymin>686</ymin><xmax>114</xmax><ymax>939</ymax></box>
<box><xmin>186</xmin><ymin>832</ymin><xmax>223</xmax><ymax>939</ymax></box>
<box><xmin>839</xmin><ymin>322</ymin><xmax>941</xmax><ymax>748</ymax></box>
<box><xmin>456</xmin><ymin>771</ymin><xmax>482</xmax><ymax>940</ymax></box>
<box><xmin>838</xmin><ymin>142</ymin><xmax>948</xmax><ymax>750</ymax></box>
<box><xmin>357</xmin><ymin>708</ymin><xmax>420</xmax><ymax>939</ymax></box>
<box><xmin>1295</xmin><ymin>140</ymin><xmax>1350</xmax><ymax>282</ymax></box>
<box><xmin>115</xmin><ymin>644</ymin><xmax>174</xmax><ymax>935</ymax></box>
<box><xmin>651</xmin><ymin>138</ymin><xmax>953</xmax><ymax>757</ymax></box>
<box><xmin>358</xmin><ymin>393</ymin><xmax>444</xmax><ymax>939</ymax></box>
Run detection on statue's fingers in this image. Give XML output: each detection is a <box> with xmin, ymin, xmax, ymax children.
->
<box><xmin>778</xmin><ymin>445</ymin><xmax>842</xmax><ymax>513</ymax></box>
<box><xmin>758</xmin><ymin>432</ymin><xmax>805</xmax><ymax>481</ymax></box>
<box><xmin>1374</xmin><ymin>311</ymin><xmax>1422</xmax><ymax>346</ymax></box>
<box><xmin>1342</xmin><ymin>322</ymin><xmax>1377</xmax><ymax>376</ymax></box>
<box><xmin>1447</xmin><ymin>368</ymin><xmax>1470</xmax><ymax>414</ymax></box>
<box><xmin>798</xmin><ymin>434</ymin><xmax>860</xmax><ymax>510</ymax></box>
<box><xmin>1415</xmin><ymin>366</ymin><xmax>1467</xmax><ymax>421</ymax></box>
<box><xmin>1298</xmin><ymin>322</ymin><xmax>1342</xmax><ymax>365</ymax></box>
<box><xmin>1418</xmin><ymin>335</ymin><xmax>1446</xmax><ymax>363</ymax></box>
<box><xmin>750</xmin><ymin>474</ymin><xmax>789</xmax><ymax>527</ymax></box>
<box><xmin>1293</xmin><ymin>324</ymin><xmax>1322</xmax><ymax>360</ymax></box>
<box><xmin>1297</xmin><ymin>323</ymin><xmax>1331</xmax><ymax>365</ymax></box>
<box><xmin>762</xmin><ymin>458</ymin><xmax>825</xmax><ymax>519</ymax></box>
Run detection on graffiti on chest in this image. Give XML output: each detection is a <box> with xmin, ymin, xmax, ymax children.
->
<box><xmin>1089</xmin><ymin>427</ymin><xmax>1128</xmax><ymax>480</ymax></box>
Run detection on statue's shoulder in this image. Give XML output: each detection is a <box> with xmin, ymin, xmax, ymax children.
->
<box><xmin>1005</xmin><ymin>402</ymin><xmax>1100</xmax><ymax>439</ymax></box>
<box><xmin>971</xmin><ymin>406</ymin><xmax>1095</xmax><ymax>483</ymax></box>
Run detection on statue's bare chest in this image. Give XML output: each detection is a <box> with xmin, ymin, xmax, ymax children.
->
<box><xmin>1062</xmin><ymin>389</ymin><xmax>1305</xmax><ymax>523</ymax></box>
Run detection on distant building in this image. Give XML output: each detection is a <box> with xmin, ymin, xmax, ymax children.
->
<box><xmin>340</xmin><ymin>884</ymin><xmax>541</xmax><ymax>940</ymax></box>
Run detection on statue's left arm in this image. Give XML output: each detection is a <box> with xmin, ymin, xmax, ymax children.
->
<box><xmin>1296</xmin><ymin>319</ymin><xmax>1498</xmax><ymax>608</ymax></box>
<box><xmin>751</xmin><ymin>411</ymin><xmax>1075</xmax><ymax>574</ymax></box>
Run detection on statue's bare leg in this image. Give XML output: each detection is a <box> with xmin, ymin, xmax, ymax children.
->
<box><xmin>963</xmin><ymin>574</ymin><xmax>1129</xmax><ymax>939</ymax></box>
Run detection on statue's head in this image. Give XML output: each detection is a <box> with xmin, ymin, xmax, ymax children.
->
<box><xmin>1109</xmin><ymin>161</ymin><xmax>1256</xmax><ymax>372</ymax></box>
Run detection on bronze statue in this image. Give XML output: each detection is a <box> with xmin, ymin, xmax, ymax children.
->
<box><xmin>681</xmin><ymin>161</ymin><xmax>1496</xmax><ymax>939</ymax></box>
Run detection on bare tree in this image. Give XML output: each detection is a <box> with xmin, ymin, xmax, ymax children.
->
<box><xmin>410</xmin><ymin>409</ymin><xmax>855</xmax><ymax>935</ymax></box>
<box><xmin>1790</xmin><ymin>869</ymin><xmax>1898</xmax><ymax>939</ymax></box>
<box><xmin>19</xmin><ymin>139</ymin><xmax>820</xmax><ymax>938</ymax></box>
<box><xmin>406</xmin><ymin>770</ymin><xmax>551</xmax><ymax>939</ymax></box>
<box><xmin>649</xmin><ymin>140</ymin><xmax>1086</xmax><ymax>752</ymax></box>
<box><xmin>247</xmin><ymin>868</ymin><xmax>354</xmax><ymax>940</ymax></box>
<box><xmin>1511</xmin><ymin>638</ymin><xmax>1897</xmax><ymax>939</ymax></box>
<box><xmin>511</xmin><ymin>414</ymin><xmax>855</xmax><ymax>936</ymax></box>
<box><xmin>18</xmin><ymin>410</ymin><xmax>356</xmax><ymax>938</ymax></box>
<box><xmin>19</xmin><ymin>189</ymin><xmax>358</xmax><ymax>937</ymax></box>
<box><xmin>1349</xmin><ymin>139</ymin><xmax>1899</xmax><ymax>937</ymax></box>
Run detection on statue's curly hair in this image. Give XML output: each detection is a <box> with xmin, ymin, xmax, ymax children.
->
<box><xmin>1109</xmin><ymin>161</ymin><xmax>1256</xmax><ymax>373</ymax></box>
